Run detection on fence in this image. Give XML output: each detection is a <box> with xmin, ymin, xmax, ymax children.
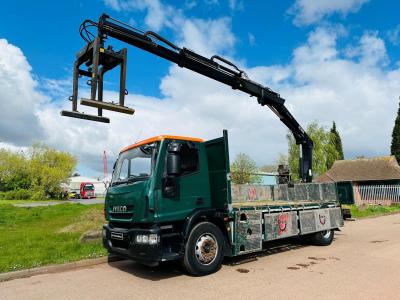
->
<box><xmin>353</xmin><ymin>185</ymin><xmax>400</xmax><ymax>205</ymax></box>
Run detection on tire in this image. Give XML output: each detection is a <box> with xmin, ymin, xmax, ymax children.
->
<box><xmin>310</xmin><ymin>229</ymin><xmax>334</xmax><ymax>246</ymax></box>
<box><xmin>183</xmin><ymin>222</ymin><xmax>225</xmax><ymax>276</ymax></box>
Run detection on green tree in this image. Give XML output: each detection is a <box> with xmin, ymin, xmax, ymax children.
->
<box><xmin>391</xmin><ymin>100</ymin><xmax>400</xmax><ymax>163</ymax></box>
<box><xmin>0</xmin><ymin>145</ymin><xmax>77</xmax><ymax>199</ymax></box>
<box><xmin>326</xmin><ymin>121</ymin><xmax>344</xmax><ymax>169</ymax></box>
<box><xmin>259</xmin><ymin>154</ymin><xmax>289</xmax><ymax>173</ymax></box>
<box><xmin>259</xmin><ymin>165</ymin><xmax>276</xmax><ymax>173</ymax></box>
<box><xmin>275</xmin><ymin>153</ymin><xmax>288</xmax><ymax>167</ymax></box>
<box><xmin>288</xmin><ymin>121</ymin><xmax>339</xmax><ymax>181</ymax></box>
<box><xmin>29</xmin><ymin>144</ymin><xmax>77</xmax><ymax>198</ymax></box>
<box><xmin>231</xmin><ymin>153</ymin><xmax>261</xmax><ymax>184</ymax></box>
<box><xmin>0</xmin><ymin>149</ymin><xmax>31</xmax><ymax>191</ymax></box>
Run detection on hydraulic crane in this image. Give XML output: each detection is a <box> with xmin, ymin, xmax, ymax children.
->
<box><xmin>61</xmin><ymin>14</ymin><xmax>313</xmax><ymax>182</ymax></box>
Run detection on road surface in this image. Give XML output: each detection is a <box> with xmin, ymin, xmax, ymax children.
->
<box><xmin>1</xmin><ymin>214</ymin><xmax>400</xmax><ymax>300</ymax></box>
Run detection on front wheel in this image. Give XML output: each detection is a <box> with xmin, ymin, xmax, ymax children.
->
<box><xmin>183</xmin><ymin>222</ymin><xmax>224</xmax><ymax>276</ymax></box>
<box><xmin>310</xmin><ymin>229</ymin><xmax>335</xmax><ymax>246</ymax></box>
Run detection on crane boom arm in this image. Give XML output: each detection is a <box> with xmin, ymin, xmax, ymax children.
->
<box><xmin>61</xmin><ymin>14</ymin><xmax>313</xmax><ymax>182</ymax></box>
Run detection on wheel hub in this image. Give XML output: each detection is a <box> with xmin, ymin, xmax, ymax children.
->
<box><xmin>195</xmin><ymin>233</ymin><xmax>218</xmax><ymax>265</ymax></box>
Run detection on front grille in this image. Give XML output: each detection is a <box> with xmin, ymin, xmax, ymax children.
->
<box><xmin>109</xmin><ymin>212</ymin><xmax>133</xmax><ymax>219</ymax></box>
<box><xmin>109</xmin><ymin>222</ymin><xmax>133</xmax><ymax>229</ymax></box>
<box><xmin>108</xmin><ymin>205</ymin><xmax>134</xmax><ymax>220</ymax></box>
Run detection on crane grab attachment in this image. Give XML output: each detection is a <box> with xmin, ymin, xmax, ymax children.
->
<box><xmin>61</xmin><ymin>14</ymin><xmax>314</xmax><ymax>182</ymax></box>
<box><xmin>61</xmin><ymin>24</ymin><xmax>134</xmax><ymax>123</ymax></box>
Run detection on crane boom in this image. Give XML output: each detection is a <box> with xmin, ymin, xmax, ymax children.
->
<box><xmin>61</xmin><ymin>14</ymin><xmax>313</xmax><ymax>182</ymax></box>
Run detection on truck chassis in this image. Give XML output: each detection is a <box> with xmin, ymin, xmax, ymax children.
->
<box><xmin>103</xmin><ymin>182</ymin><xmax>343</xmax><ymax>275</ymax></box>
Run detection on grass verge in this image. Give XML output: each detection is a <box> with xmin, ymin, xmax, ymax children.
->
<box><xmin>0</xmin><ymin>199</ymin><xmax>64</xmax><ymax>205</ymax></box>
<box><xmin>0</xmin><ymin>203</ymin><xmax>107</xmax><ymax>273</ymax></box>
<box><xmin>349</xmin><ymin>204</ymin><xmax>400</xmax><ymax>218</ymax></box>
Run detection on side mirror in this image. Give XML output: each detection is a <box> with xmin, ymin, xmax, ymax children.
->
<box><xmin>166</xmin><ymin>142</ymin><xmax>181</xmax><ymax>176</ymax></box>
<box><xmin>163</xmin><ymin>142</ymin><xmax>181</xmax><ymax>198</ymax></box>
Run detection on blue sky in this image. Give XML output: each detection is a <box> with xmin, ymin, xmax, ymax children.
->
<box><xmin>1</xmin><ymin>0</ymin><xmax>400</xmax><ymax>177</ymax></box>
<box><xmin>2</xmin><ymin>0</ymin><xmax>400</xmax><ymax>95</ymax></box>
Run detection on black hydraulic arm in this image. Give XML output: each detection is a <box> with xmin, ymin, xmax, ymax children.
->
<box><xmin>98</xmin><ymin>16</ymin><xmax>285</xmax><ymax>106</ymax></box>
<box><xmin>63</xmin><ymin>14</ymin><xmax>313</xmax><ymax>182</ymax></box>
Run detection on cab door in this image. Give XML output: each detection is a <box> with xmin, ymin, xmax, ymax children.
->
<box><xmin>204</xmin><ymin>130</ymin><xmax>231</xmax><ymax>209</ymax></box>
<box><xmin>157</xmin><ymin>141</ymin><xmax>211</xmax><ymax>223</ymax></box>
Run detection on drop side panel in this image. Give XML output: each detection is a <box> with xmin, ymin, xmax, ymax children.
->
<box><xmin>264</xmin><ymin>212</ymin><xmax>299</xmax><ymax>241</ymax></box>
<box><xmin>234</xmin><ymin>210</ymin><xmax>262</xmax><ymax>255</ymax></box>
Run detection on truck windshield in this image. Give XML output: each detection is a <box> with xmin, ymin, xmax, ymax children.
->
<box><xmin>111</xmin><ymin>142</ymin><xmax>158</xmax><ymax>186</ymax></box>
<box><xmin>84</xmin><ymin>185</ymin><xmax>94</xmax><ymax>190</ymax></box>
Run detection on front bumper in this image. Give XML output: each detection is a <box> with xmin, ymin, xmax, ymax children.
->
<box><xmin>103</xmin><ymin>224</ymin><xmax>179</xmax><ymax>265</ymax></box>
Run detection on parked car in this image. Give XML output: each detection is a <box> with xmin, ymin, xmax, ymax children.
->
<box><xmin>68</xmin><ymin>191</ymin><xmax>80</xmax><ymax>199</ymax></box>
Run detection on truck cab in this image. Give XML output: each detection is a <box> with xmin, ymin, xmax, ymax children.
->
<box><xmin>103</xmin><ymin>133</ymin><xmax>231</xmax><ymax>271</ymax></box>
<box><xmin>80</xmin><ymin>182</ymin><xmax>95</xmax><ymax>199</ymax></box>
<box><xmin>103</xmin><ymin>131</ymin><xmax>343</xmax><ymax>276</ymax></box>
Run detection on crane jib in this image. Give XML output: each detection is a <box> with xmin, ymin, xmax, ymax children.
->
<box><xmin>60</xmin><ymin>14</ymin><xmax>313</xmax><ymax>182</ymax></box>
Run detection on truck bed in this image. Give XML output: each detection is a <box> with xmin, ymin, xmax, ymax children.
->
<box><xmin>230</xmin><ymin>183</ymin><xmax>339</xmax><ymax>210</ymax></box>
<box><xmin>232</xmin><ymin>199</ymin><xmax>322</xmax><ymax>208</ymax></box>
<box><xmin>229</xmin><ymin>183</ymin><xmax>342</xmax><ymax>257</ymax></box>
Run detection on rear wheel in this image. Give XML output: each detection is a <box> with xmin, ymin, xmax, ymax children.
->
<box><xmin>183</xmin><ymin>222</ymin><xmax>224</xmax><ymax>276</ymax></box>
<box><xmin>310</xmin><ymin>229</ymin><xmax>334</xmax><ymax>246</ymax></box>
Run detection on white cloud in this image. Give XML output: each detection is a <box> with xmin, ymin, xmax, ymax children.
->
<box><xmin>288</xmin><ymin>0</ymin><xmax>369</xmax><ymax>26</ymax></box>
<box><xmin>177</xmin><ymin>17</ymin><xmax>235</xmax><ymax>56</ymax></box>
<box><xmin>0</xmin><ymin>39</ymin><xmax>46</xmax><ymax>146</ymax></box>
<box><xmin>0</xmin><ymin>142</ymin><xmax>28</xmax><ymax>154</ymax></box>
<box><xmin>387</xmin><ymin>25</ymin><xmax>400</xmax><ymax>46</ymax></box>
<box><xmin>345</xmin><ymin>32</ymin><xmax>388</xmax><ymax>67</ymax></box>
<box><xmin>248</xmin><ymin>33</ymin><xmax>255</xmax><ymax>46</ymax></box>
<box><xmin>103</xmin><ymin>0</ymin><xmax>178</xmax><ymax>31</ymax></box>
<box><xmin>228</xmin><ymin>0</ymin><xmax>243</xmax><ymax>11</ymax></box>
<box><xmin>262</xmin><ymin>27</ymin><xmax>399</xmax><ymax>159</ymax></box>
<box><xmin>185</xmin><ymin>0</ymin><xmax>197</xmax><ymax>10</ymax></box>
<box><xmin>103</xmin><ymin>0</ymin><xmax>121</xmax><ymax>10</ymax></box>
<box><xmin>2</xmin><ymin>3</ymin><xmax>400</xmax><ymax>177</ymax></box>
<box><xmin>102</xmin><ymin>0</ymin><xmax>236</xmax><ymax>58</ymax></box>
<box><xmin>37</xmin><ymin>70</ymin><xmax>284</xmax><ymax>175</ymax></box>
<box><xmin>38</xmin><ymin>26</ymin><xmax>400</xmax><ymax>175</ymax></box>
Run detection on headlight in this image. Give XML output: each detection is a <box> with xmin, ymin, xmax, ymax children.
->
<box><xmin>135</xmin><ymin>234</ymin><xmax>159</xmax><ymax>245</ymax></box>
<box><xmin>136</xmin><ymin>235</ymin><xmax>144</xmax><ymax>243</ymax></box>
<box><xmin>142</xmin><ymin>235</ymin><xmax>149</xmax><ymax>244</ymax></box>
<box><xmin>148</xmin><ymin>234</ymin><xmax>158</xmax><ymax>245</ymax></box>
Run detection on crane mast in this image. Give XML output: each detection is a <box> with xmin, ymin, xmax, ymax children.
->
<box><xmin>61</xmin><ymin>14</ymin><xmax>313</xmax><ymax>182</ymax></box>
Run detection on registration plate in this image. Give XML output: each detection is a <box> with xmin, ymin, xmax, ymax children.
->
<box><xmin>110</xmin><ymin>231</ymin><xmax>124</xmax><ymax>240</ymax></box>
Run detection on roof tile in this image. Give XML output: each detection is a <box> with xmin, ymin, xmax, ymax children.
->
<box><xmin>316</xmin><ymin>156</ymin><xmax>400</xmax><ymax>182</ymax></box>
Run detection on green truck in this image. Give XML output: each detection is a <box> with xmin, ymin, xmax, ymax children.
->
<box><xmin>102</xmin><ymin>130</ymin><xmax>343</xmax><ymax>276</ymax></box>
<box><xmin>59</xmin><ymin>15</ymin><xmax>344</xmax><ymax>275</ymax></box>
